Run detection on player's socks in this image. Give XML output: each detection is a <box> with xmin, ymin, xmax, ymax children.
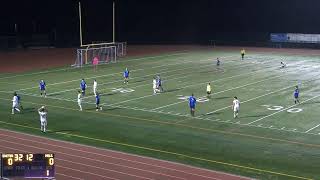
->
<box><xmin>15</xmin><ymin>108</ymin><xmax>20</xmax><ymax>112</ymax></box>
<box><xmin>11</xmin><ymin>109</ymin><xmax>14</xmax><ymax>114</ymax></box>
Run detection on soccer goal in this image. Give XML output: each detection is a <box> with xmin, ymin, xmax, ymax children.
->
<box><xmin>90</xmin><ymin>41</ymin><xmax>127</xmax><ymax>57</ymax></box>
<box><xmin>73</xmin><ymin>46</ymin><xmax>117</xmax><ymax>68</ymax></box>
<box><xmin>72</xmin><ymin>42</ymin><xmax>127</xmax><ymax>68</ymax></box>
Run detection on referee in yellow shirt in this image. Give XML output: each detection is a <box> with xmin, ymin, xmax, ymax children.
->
<box><xmin>241</xmin><ymin>48</ymin><xmax>245</xmax><ymax>60</ymax></box>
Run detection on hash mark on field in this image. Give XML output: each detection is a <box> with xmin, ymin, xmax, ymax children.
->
<box><xmin>305</xmin><ymin>123</ymin><xmax>320</xmax><ymax>133</ymax></box>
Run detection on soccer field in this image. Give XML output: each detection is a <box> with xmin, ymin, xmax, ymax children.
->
<box><xmin>1</xmin><ymin>47</ymin><xmax>320</xmax><ymax>179</ymax></box>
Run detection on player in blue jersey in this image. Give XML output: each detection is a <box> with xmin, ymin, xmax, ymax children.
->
<box><xmin>95</xmin><ymin>93</ymin><xmax>102</xmax><ymax>111</ymax></box>
<box><xmin>294</xmin><ymin>86</ymin><xmax>300</xmax><ymax>104</ymax></box>
<box><xmin>17</xmin><ymin>93</ymin><xmax>23</xmax><ymax>110</ymax></box>
<box><xmin>80</xmin><ymin>79</ymin><xmax>87</xmax><ymax>96</ymax></box>
<box><xmin>156</xmin><ymin>75</ymin><xmax>163</xmax><ymax>92</ymax></box>
<box><xmin>188</xmin><ymin>94</ymin><xmax>197</xmax><ymax>117</ymax></box>
<box><xmin>39</xmin><ymin>80</ymin><xmax>46</xmax><ymax>97</ymax></box>
<box><xmin>123</xmin><ymin>68</ymin><xmax>130</xmax><ymax>84</ymax></box>
<box><xmin>216</xmin><ymin>57</ymin><xmax>220</xmax><ymax>66</ymax></box>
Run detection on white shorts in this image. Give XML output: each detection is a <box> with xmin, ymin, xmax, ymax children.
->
<box><xmin>233</xmin><ymin>106</ymin><xmax>239</xmax><ymax>112</ymax></box>
<box><xmin>78</xmin><ymin>101</ymin><xmax>82</xmax><ymax>106</ymax></box>
<box><xmin>12</xmin><ymin>103</ymin><xmax>18</xmax><ymax>108</ymax></box>
<box><xmin>41</xmin><ymin>120</ymin><xmax>47</xmax><ymax>126</ymax></box>
<box><xmin>93</xmin><ymin>87</ymin><xmax>97</xmax><ymax>93</ymax></box>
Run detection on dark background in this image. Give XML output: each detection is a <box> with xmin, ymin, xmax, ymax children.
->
<box><xmin>0</xmin><ymin>0</ymin><xmax>319</xmax><ymax>47</ymax></box>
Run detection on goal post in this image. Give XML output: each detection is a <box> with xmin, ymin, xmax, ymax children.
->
<box><xmin>73</xmin><ymin>46</ymin><xmax>117</xmax><ymax>68</ymax></box>
<box><xmin>86</xmin><ymin>41</ymin><xmax>127</xmax><ymax>57</ymax></box>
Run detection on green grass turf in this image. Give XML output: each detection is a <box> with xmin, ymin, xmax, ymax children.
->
<box><xmin>1</xmin><ymin>49</ymin><xmax>320</xmax><ymax>179</ymax></box>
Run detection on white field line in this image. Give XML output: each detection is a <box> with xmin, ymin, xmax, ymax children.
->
<box><xmin>0</xmin><ymin>52</ymin><xmax>190</xmax><ymax>81</ymax></box>
<box><xmin>15</xmin><ymin>55</ymin><xmax>235</xmax><ymax>92</ymax></box>
<box><xmin>0</xmin><ymin>95</ymin><xmax>318</xmax><ymax>137</ymax></box>
<box><xmin>107</xmin><ymin>58</ymin><xmax>290</xmax><ymax>107</ymax></box>
<box><xmin>151</xmin><ymin>59</ymin><xmax>310</xmax><ymax>111</ymax></box>
<box><xmin>31</xmin><ymin>55</ymin><xmax>241</xmax><ymax>96</ymax></box>
<box><xmin>246</xmin><ymin>94</ymin><xmax>320</xmax><ymax>125</ymax></box>
<box><xmin>305</xmin><ymin>124</ymin><xmax>320</xmax><ymax>133</ymax></box>
<box><xmin>152</xmin><ymin>75</ymin><xmax>283</xmax><ymax>111</ymax></box>
<box><xmin>45</xmin><ymin>60</ymin><xmax>219</xmax><ymax>96</ymax></box>
<box><xmin>13</xmin><ymin>54</ymin><xmax>194</xmax><ymax>91</ymax></box>
<box><xmin>85</xmin><ymin>57</ymin><xmax>257</xmax><ymax>98</ymax></box>
<box><xmin>107</xmin><ymin>70</ymin><xmax>266</xmax><ymax>107</ymax></box>
<box><xmin>205</xmin><ymin>74</ymin><xmax>320</xmax><ymax>115</ymax></box>
<box><xmin>81</xmin><ymin>70</ymin><xmax>198</xmax><ymax>100</ymax></box>
<box><xmin>0</xmin><ymin>132</ymin><xmax>226</xmax><ymax>180</ymax></box>
<box><xmin>0</xmin><ymin>129</ymin><xmax>247</xmax><ymax>180</ymax></box>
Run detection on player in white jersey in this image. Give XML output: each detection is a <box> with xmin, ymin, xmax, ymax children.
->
<box><xmin>232</xmin><ymin>96</ymin><xmax>240</xmax><ymax>118</ymax></box>
<box><xmin>11</xmin><ymin>92</ymin><xmax>21</xmax><ymax>114</ymax></box>
<box><xmin>153</xmin><ymin>78</ymin><xmax>159</xmax><ymax>95</ymax></box>
<box><xmin>206</xmin><ymin>83</ymin><xmax>212</xmax><ymax>98</ymax></box>
<box><xmin>38</xmin><ymin>106</ymin><xmax>47</xmax><ymax>133</ymax></box>
<box><xmin>93</xmin><ymin>79</ymin><xmax>98</xmax><ymax>96</ymax></box>
<box><xmin>77</xmin><ymin>90</ymin><xmax>83</xmax><ymax>111</ymax></box>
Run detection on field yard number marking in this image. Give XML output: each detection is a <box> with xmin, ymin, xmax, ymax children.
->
<box><xmin>177</xmin><ymin>95</ymin><xmax>209</xmax><ymax>103</ymax></box>
<box><xmin>112</xmin><ymin>88</ymin><xmax>135</xmax><ymax>93</ymax></box>
<box><xmin>262</xmin><ymin>105</ymin><xmax>303</xmax><ymax>113</ymax></box>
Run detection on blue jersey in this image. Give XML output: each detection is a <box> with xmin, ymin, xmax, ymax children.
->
<box><xmin>157</xmin><ymin>78</ymin><xmax>162</xmax><ymax>86</ymax></box>
<box><xmin>189</xmin><ymin>96</ymin><xmax>196</xmax><ymax>108</ymax></box>
<box><xmin>39</xmin><ymin>81</ymin><xmax>46</xmax><ymax>90</ymax></box>
<box><xmin>294</xmin><ymin>89</ymin><xmax>299</xmax><ymax>98</ymax></box>
<box><xmin>124</xmin><ymin>70</ymin><xmax>129</xmax><ymax>78</ymax></box>
<box><xmin>80</xmin><ymin>80</ymin><xmax>87</xmax><ymax>90</ymax></box>
<box><xmin>95</xmin><ymin>95</ymin><xmax>100</xmax><ymax>104</ymax></box>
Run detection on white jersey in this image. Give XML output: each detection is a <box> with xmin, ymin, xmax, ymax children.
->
<box><xmin>12</xmin><ymin>96</ymin><xmax>18</xmax><ymax>107</ymax></box>
<box><xmin>207</xmin><ymin>85</ymin><xmax>211</xmax><ymax>92</ymax></box>
<box><xmin>77</xmin><ymin>94</ymin><xmax>82</xmax><ymax>103</ymax></box>
<box><xmin>93</xmin><ymin>81</ymin><xmax>97</xmax><ymax>89</ymax></box>
<box><xmin>153</xmin><ymin>79</ymin><xmax>157</xmax><ymax>89</ymax></box>
<box><xmin>233</xmin><ymin>99</ymin><xmax>240</xmax><ymax>111</ymax></box>
<box><xmin>38</xmin><ymin>111</ymin><xmax>47</xmax><ymax>122</ymax></box>
<box><xmin>12</xmin><ymin>96</ymin><xmax>18</xmax><ymax>104</ymax></box>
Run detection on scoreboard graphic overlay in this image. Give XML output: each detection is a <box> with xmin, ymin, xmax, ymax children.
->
<box><xmin>1</xmin><ymin>153</ymin><xmax>55</xmax><ymax>179</ymax></box>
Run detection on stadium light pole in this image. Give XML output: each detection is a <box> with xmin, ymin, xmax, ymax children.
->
<box><xmin>113</xmin><ymin>0</ymin><xmax>116</xmax><ymax>43</ymax></box>
<box><xmin>79</xmin><ymin>1</ymin><xmax>83</xmax><ymax>46</ymax></box>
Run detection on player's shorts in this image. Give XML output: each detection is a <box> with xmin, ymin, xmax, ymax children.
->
<box><xmin>207</xmin><ymin>91</ymin><xmax>211</xmax><ymax>95</ymax></box>
<box><xmin>78</xmin><ymin>101</ymin><xmax>82</xmax><ymax>106</ymax></box>
<box><xmin>233</xmin><ymin>106</ymin><xmax>239</xmax><ymax>112</ymax></box>
<box><xmin>96</xmin><ymin>101</ymin><xmax>100</xmax><ymax>105</ymax></box>
<box><xmin>41</xmin><ymin>120</ymin><xmax>47</xmax><ymax>127</ymax></box>
<box><xmin>189</xmin><ymin>105</ymin><xmax>195</xmax><ymax>109</ymax></box>
<box><xmin>12</xmin><ymin>103</ymin><xmax>18</xmax><ymax>108</ymax></box>
<box><xmin>40</xmin><ymin>87</ymin><xmax>45</xmax><ymax>91</ymax></box>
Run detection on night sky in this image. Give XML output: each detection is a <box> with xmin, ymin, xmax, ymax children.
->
<box><xmin>1</xmin><ymin>0</ymin><xmax>320</xmax><ymax>45</ymax></box>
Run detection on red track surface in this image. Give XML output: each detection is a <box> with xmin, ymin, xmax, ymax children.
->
<box><xmin>0</xmin><ymin>129</ymin><xmax>252</xmax><ymax>180</ymax></box>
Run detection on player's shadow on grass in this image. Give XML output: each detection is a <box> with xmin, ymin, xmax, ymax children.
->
<box><xmin>239</xmin><ymin>114</ymin><xmax>269</xmax><ymax>118</ymax></box>
<box><xmin>22</xmin><ymin>107</ymin><xmax>36</xmax><ymax>113</ymax></box>
<box><xmin>132</xmin><ymin>79</ymin><xmax>147</xmax><ymax>83</ymax></box>
<box><xmin>164</xmin><ymin>88</ymin><xmax>181</xmax><ymax>93</ymax></box>
<box><xmin>48</xmin><ymin>93</ymin><xmax>61</xmax><ymax>97</ymax></box>
<box><xmin>102</xmin><ymin>92</ymin><xmax>117</xmax><ymax>96</ymax></box>
<box><xmin>214</xmin><ymin>96</ymin><xmax>230</xmax><ymax>100</ymax></box>
<box><xmin>47</xmin><ymin>129</ymin><xmax>76</xmax><ymax>134</ymax></box>
<box><xmin>302</xmin><ymin>101</ymin><xmax>320</xmax><ymax>105</ymax></box>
